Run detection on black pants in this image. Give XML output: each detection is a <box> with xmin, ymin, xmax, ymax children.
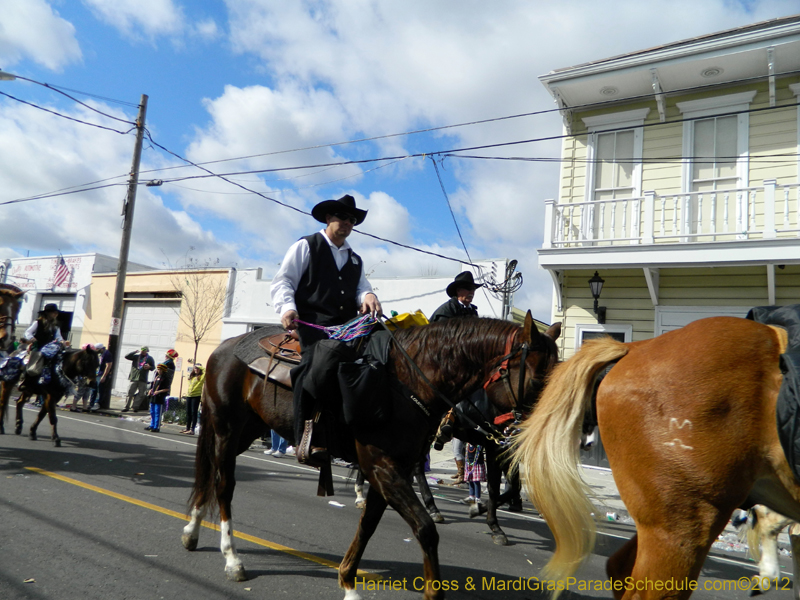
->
<box><xmin>186</xmin><ymin>395</ymin><xmax>201</xmax><ymax>432</ymax></box>
<box><xmin>290</xmin><ymin>337</ymin><xmax>356</xmax><ymax>447</ymax></box>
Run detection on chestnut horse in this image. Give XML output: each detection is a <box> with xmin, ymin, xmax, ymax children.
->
<box><xmin>513</xmin><ymin>316</ymin><xmax>798</xmax><ymax>600</ymax></box>
<box><xmin>182</xmin><ymin>313</ymin><xmax>560</xmax><ymax>599</ymax></box>
<box><xmin>0</xmin><ymin>347</ymin><xmax>99</xmax><ymax>444</ymax></box>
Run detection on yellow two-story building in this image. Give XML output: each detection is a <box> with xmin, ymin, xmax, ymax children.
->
<box><xmin>537</xmin><ymin>16</ymin><xmax>800</xmax><ymax>466</ymax></box>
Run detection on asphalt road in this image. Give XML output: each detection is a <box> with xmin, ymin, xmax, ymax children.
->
<box><xmin>0</xmin><ymin>407</ymin><xmax>792</xmax><ymax>600</ymax></box>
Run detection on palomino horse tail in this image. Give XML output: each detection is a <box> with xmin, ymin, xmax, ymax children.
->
<box><xmin>188</xmin><ymin>386</ymin><xmax>218</xmax><ymax>516</ymax></box>
<box><xmin>512</xmin><ymin>337</ymin><xmax>629</xmax><ymax>593</ymax></box>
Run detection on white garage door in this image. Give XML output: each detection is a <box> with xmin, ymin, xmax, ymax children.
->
<box><xmin>113</xmin><ymin>301</ymin><xmax>181</xmax><ymax>396</ymax></box>
<box><xmin>655</xmin><ymin>306</ymin><xmax>748</xmax><ymax>336</ymax></box>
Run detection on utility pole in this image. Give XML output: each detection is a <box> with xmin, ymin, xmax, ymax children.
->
<box><xmin>103</xmin><ymin>94</ymin><xmax>148</xmax><ymax>409</ymax></box>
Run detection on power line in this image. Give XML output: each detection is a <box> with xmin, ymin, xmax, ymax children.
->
<box><xmin>430</xmin><ymin>156</ymin><xmax>472</xmax><ymax>264</ymax></box>
<box><xmin>143</xmin><ymin>130</ymin><xmax>480</xmax><ymax>267</ymax></box>
<box><xmin>0</xmin><ymin>182</ymin><xmax>125</xmax><ymax>207</ymax></box>
<box><xmin>0</xmin><ymin>90</ymin><xmax>134</xmax><ymax>135</ymax></box>
<box><xmin>7</xmin><ymin>72</ymin><xmax>137</xmax><ymax>124</ymax></box>
<box><xmin>117</xmin><ymin>66</ymin><xmax>800</xmax><ymax>179</ymax></box>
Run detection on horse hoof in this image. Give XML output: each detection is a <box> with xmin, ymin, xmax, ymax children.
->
<box><xmin>225</xmin><ymin>565</ymin><xmax>247</xmax><ymax>582</ymax></box>
<box><xmin>430</xmin><ymin>511</ymin><xmax>445</xmax><ymax>524</ymax></box>
<box><xmin>15</xmin><ymin>426</ymin><xmax>21</xmax><ymax>435</ymax></box>
<box><xmin>492</xmin><ymin>533</ymin><xmax>509</xmax><ymax>546</ymax></box>
<box><xmin>54</xmin><ymin>439</ymin><xmax>61</xmax><ymax>447</ymax></box>
<box><xmin>355</xmin><ymin>500</ymin><xmax>366</xmax><ymax>510</ymax></box>
<box><xmin>468</xmin><ymin>503</ymin><xmax>487</xmax><ymax>518</ymax></box>
<box><xmin>29</xmin><ymin>432</ymin><xmax>37</xmax><ymax>441</ymax></box>
<box><xmin>181</xmin><ymin>534</ymin><xmax>198</xmax><ymax>551</ymax></box>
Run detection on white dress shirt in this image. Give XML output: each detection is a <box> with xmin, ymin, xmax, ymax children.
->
<box><xmin>24</xmin><ymin>320</ymin><xmax>65</xmax><ymax>343</ymax></box>
<box><xmin>270</xmin><ymin>229</ymin><xmax>375</xmax><ymax>318</ymax></box>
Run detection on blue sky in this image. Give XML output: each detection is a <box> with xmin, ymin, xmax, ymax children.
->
<box><xmin>1</xmin><ymin>0</ymin><xmax>797</xmax><ymax>320</ymax></box>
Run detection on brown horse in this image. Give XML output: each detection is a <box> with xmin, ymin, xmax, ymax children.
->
<box><xmin>0</xmin><ymin>347</ymin><xmax>99</xmax><ymax>444</ymax></box>
<box><xmin>513</xmin><ymin>316</ymin><xmax>798</xmax><ymax>600</ymax></box>
<box><xmin>182</xmin><ymin>313</ymin><xmax>560</xmax><ymax>599</ymax></box>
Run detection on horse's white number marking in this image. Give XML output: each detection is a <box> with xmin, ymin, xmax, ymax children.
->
<box><xmin>663</xmin><ymin>418</ymin><xmax>693</xmax><ymax>449</ymax></box>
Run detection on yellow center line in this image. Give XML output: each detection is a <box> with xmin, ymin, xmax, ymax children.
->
<box><xmin>24</xmin><ymin>466</ymin><xmax>378</xmax><ymax>579</ymax></box>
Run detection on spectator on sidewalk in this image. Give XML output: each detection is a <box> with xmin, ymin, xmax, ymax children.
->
<box><xmin>123</xmin><ymin>347</ymin><xmax>154</xmax><ymax>412</ymax></box>
<box><xmin>71</xmin><ymin>376</ymin><xmax>95</xmax><ymax>412</ymax></box>
<box><xmin>181</xmin><ymin>363</ymin><xmax>205</xmax><ymax>435</ymax></box>
<box><xmin>90</xmin><ymin>342</ymin><xmax>113</xmax><ymax>411</ymax></box>
<box><xmin>145</xmin><ymin>363</ymin><xmax>173</xmax><ymax>433</ymax></box>
<box><xmin>264</xmin><ymin>430</ymin><xmax>294</xmax><ymax>458</ymax></box>
<box><xmin>462</xmin><ymin>443</ymin><xmax>486</xmax><ymax>509</ymax></box>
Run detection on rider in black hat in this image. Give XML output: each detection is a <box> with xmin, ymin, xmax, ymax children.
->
<box><xmin>430</xmin><ymin>271</ymin><xmax>483</xmax><ymax>322</ymax></box>
<box><xmin>271</xmin><ymin>194</ymin><xmax>382</xmax><ymax>468</ymax></box>
<box><xmin>19</xmin><ymin>303</ymin><xmax>67</xmax><ymax>391</ymax></box>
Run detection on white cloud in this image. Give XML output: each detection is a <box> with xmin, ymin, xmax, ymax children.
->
<box><xmin>82</xmin><ymin>0</ymin><xmax>184</xmax><ymax>39</ymax></box>
<box><xmin>217</xmin><ymin>0</ymin><xmax>799</xmax><ymax>321</ymax></box>
<box><xmin>0</xmin><ymin>0</ymin><xmax>81</xmax><ymax>71</ymax></box>
<box><xmin>0</xmin><ymin>98</ymin><xmax>236</xmax><ymax>269</ymax></box>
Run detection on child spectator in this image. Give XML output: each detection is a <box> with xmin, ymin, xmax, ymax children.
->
<box><xmin>463</xmin><ymin>443</ymin><xmax>486</xmax><ymax>511</ymax></box>
<box><xmin>145</xmin><ymin>363</ymin><xmax>173</xmax><ymax>433</ymax></box>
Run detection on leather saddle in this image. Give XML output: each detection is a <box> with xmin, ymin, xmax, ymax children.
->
<box><xmin>248</xmin><ymin>332</ymin><xmax>302</xmax><ymax>389</ymax></box>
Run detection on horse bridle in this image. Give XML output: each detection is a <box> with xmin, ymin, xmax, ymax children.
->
<box><xmin>379</xmin><ymin>319</ymin><xmax>534</xmax><ymax>446</ymax></box>
<box><xmin>483</xmin><ymin>331</ymin><xmax>531</xmax><ymax>412</ymax></box>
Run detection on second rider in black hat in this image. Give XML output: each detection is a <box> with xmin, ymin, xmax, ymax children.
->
<box><xmin>430</xmin><ymin>271</ymin><xmax>482</xmax><ymax>322</ymax></box>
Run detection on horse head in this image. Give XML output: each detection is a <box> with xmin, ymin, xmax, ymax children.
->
<box><xmin>0</xmin><ymin>284</ymin><xmax>24</xmax><ymax>353</ymax></box>
<box><xmin>483</xmin><ymin>311</ymin><xmax>561</xmax><ymax>420</ymax></box>
<box><xmin>64</xmin><ymin>346</ymin><xmax>100</xmax><ymax>382</ymax></box>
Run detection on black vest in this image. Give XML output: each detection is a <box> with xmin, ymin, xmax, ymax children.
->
<box><xmin>33</xmin><ymin>318</ymin><xmax>59</xmax><ymax>348</ymax></box>
<box><xmin>295</xmin><ymin>233</ymin><xmax>362</xmax><ymax>327</ymax></box>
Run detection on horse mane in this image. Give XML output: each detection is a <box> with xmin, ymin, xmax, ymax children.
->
<box><xmin>390</xmin><ymin>317</ymin><xmax>520</xmax><ymax>400</ymax></box>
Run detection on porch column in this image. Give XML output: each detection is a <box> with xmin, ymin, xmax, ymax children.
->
<box><xmin>763</xmin><ymin>179</ymin><xmax>776</xmax><ymax>239</ymax></box>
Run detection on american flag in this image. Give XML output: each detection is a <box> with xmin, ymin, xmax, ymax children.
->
<box><xmin>53</xmin><ymin>256</ymin><xmax>70</xmax><ymax>288</ymax></box>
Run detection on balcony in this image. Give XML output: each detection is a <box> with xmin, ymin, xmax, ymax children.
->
<box><xmin>539</xmin><ymin>180</ymin><xmax>800</xmax><ymax>270</ymax></box>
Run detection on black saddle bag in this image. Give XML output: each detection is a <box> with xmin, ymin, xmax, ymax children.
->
<box><xmin>338</xmin><ymin>355</ymin><xmax>392</xmax><ymax>427</ymax></box>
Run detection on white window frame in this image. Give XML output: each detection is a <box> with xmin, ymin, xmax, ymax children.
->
<box><xmin>677</xmin><ymin>91</ymin><xmax>756</xmax><ymax>194</ymax></box>
<box><xmin>574</xmin><ymin>323</ymin><xmax>633</xmax><ymax>351</ymax></box>
<box><xmin>582</xmin><ymin>108</ymin><xmax>649</xmax><ymax>203</ymax></box>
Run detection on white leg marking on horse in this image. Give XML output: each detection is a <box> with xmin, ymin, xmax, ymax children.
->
<box><xmin>220</xmin><ymin>519</ymin><xmax>244</xmax><ymax>574</ymax></box>
<box><xmin>354</xmin><ymin>483</ymin><xmax>366</xmax><ymax>509</ymax></box>
<box><xmin>183</xmin><ymin>506</ymin><xmax>205</xmax><ymax>540</ymax></box>
<box><xmin>343</xmin><ymin>589</ymin><xmax>362</xmax><ymax>600</ymax></box>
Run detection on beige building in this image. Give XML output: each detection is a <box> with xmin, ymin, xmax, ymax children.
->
<box><xmin>537</xmin><ymin>16</ymin><xmax>800</xmax><ymax>466</ymax></box>
<box><xmin>79</xmin><ymin>268</ymin><xmax>236</xmax><ymax>397</ymax></box>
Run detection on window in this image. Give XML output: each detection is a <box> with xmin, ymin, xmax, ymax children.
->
<box><xmin>574</xmin><ymin>323</ymin><xmax>632</xmax><ymax>351</ymax></box>
<box><xmin>594</xmin><ymin>130</ymin><xmax>636</xmax><ymax>201</ymax></box>
<box><xmin>583</xmin><ymin>109</ymin><xmax>648</xmax><ymax>203</ymax></box>
<box><xmin>677</xmin><ymin>91</ymin><xmax>756</xmax><ymax>194</ymax></box>
<box><xmin>582</xmin><ymin>109</ymin><xmax>648</xmax><ymax>242</ymax></box>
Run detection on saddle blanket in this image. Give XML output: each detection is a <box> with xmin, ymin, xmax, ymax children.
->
<box><xmin>747</xmin><ymin>304</ymin><xmax>800</xmax><ymax>483</ymax></box>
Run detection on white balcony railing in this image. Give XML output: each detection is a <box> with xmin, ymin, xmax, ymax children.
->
<box><xmin>543</xmin><ymin>180</ymin><xmax>800</xmax><ymax>249</ymax></box>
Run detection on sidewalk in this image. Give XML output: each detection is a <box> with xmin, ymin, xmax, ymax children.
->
<box><xmin>425</xmin><ymin>443</ymin><xmax>630</xmax><ymax>520</ymax></box>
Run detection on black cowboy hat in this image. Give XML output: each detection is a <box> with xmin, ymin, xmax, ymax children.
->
<box><xmin>311</xmin><ymin>194</ymin><xmax>368</xmax><ymax>226</ymax></box>
<box><xmin>38</xmin><ymin>303</ymin><xmax>60</xmax><ymax>314</ymax></box>
<box><xmin>446</xmin><ymin>271</ymin><xmax>483</xmax><ymax>298</ymax></box>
